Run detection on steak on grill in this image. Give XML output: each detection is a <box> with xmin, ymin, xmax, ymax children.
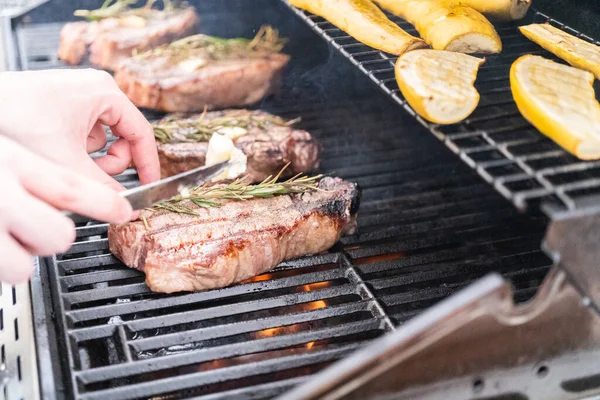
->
<box><xmin>108</xmin><ymin>177</ymin><xmax>360</xmax><ymax>293</ymax></box>
<box><xmin>114</xmin><ymin>27</ymin><xmax>290</xmax><ymax>112</ymax></box>
<box><xmin>58</xmin><ymin>6</ymin><xmax>198</xmax><ymax>70</ymax></box>
<box><xmin>155</xmin><ymin>109</ymin><xmax>321</xmax><ymax>180</ymax></box>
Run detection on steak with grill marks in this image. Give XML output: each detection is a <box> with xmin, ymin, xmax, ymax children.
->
<box><xmin>155</xmin><ymin>110</ymin><xmax>321</xmax><ymax>180</ymax></box>
<box><xmin>108</xmin><ymin>177</ymin><xmax>360</xmax><ymax>293</ymax></box>
<box><xmin>113</xmin><ymin>28</ymin><xmax>290</xmax><ymax>112</ymax></box>
<box><xmin>58</xmin><ymin>7</ymin><xmax>198</xmax><ymax>71</ymax></box>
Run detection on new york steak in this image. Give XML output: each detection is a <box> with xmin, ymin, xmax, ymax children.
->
<box><xmin>155</xmin><ymin>109</ymin><xmax>321</xmax><ymax>180</ymax></box>
<box><xmin>58</xmin><ymin>6</ymin><xmax>198</xmax><ymax>71</ymax></box>
<box><xmin>108</xmin><ymin>177</ymin><xmax>360</xmax><ymax>293</ymax></box>
<box><xmin>114</xmin><ymin>27</ymin><xmax>290</xmax><ymax>112</ymax></box>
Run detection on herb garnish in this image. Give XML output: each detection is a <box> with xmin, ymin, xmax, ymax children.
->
<box><xmin>135</xmin><ymin>25</ymin><xmax>286</xmax><ymax>64</ymax></box>
<box><xmin>74</xmin><ymin>0</ymin><xmax>176</xmax><ymax>21</ymax></box>
<box><xmin>147</xmin><ymin>165</ymin><xmax>323</xmax><ymax>216</ymax></box>
<box><xmin>153</xmin><ymin>110</ymin><xmax>300</xmax><ymax>144</ymax></box>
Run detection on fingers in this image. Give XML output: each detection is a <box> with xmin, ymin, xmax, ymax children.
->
<box><xmin>7</xmin><ymin>187</ymin><xmax>75</xmax><ymax>256</ymax></box>
<box><xmin>96</xmin><ymin>90</ymin><xmax>160</xmax><ymax>185</ymax></box>
<box><xmin>94</xmin><ymin>137</ymin><xmax>132</xmax><ymax>176</ymax></box>
<box><xmin>73</xmin><ymin>153</ymin><xmax>127</xmax><ymax>193</ymax></box>
<box><xmin>87</xmin><ymin>123</ymin><xmax>108</xmax><ymax>153</ymax></box>
<box><xmin>0</xmin><ymin>234</ymin><xmax>33</xmax><ymax>284</ymax></box>
<box><xmin>8</xmin><ymin>139</ymin><xmax>133</xmax><ymax>222</ymax></box>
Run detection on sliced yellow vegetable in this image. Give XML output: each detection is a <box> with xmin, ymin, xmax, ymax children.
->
<box><xmin>519</xmin><ymin>23</ymin><xmax>600</xmax><ymax>80</ymax></box>
<box><xmin>511</xmin><ymin>55</ymin><xmax>600</xmax><ymax>160</ymax></box>
<box><xmin>289</xmin><ymin>0</ymin><xmax>427</xmax><ymax>55</ymax></box>
<box><xmin>395</xmin><ymin>49</ymin><xmax>484</xmax><ymax>124</ymax></box>
<box><xmin>374</xmin><ymin>0</ymin><xmax>501</xmax><ymax>54</ymax></box>
<box><xmin>453</xmin><ymin>0</ymin><xmax>531</xmax><ymax>21</ymax></box>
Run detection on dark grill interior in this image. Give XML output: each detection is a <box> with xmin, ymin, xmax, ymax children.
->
<box><xmin>20</xmin><ymin>2</ymin><xmax>562</xmax><ymax>399</ymax></box>
<box><xmin>283</xmin><ymin>3</ymin><xmax>600</xmax><ymax>214</ymax></box>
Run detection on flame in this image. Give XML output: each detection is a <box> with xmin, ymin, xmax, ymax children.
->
<box><xmin>355</xmin><ymin>252</ymin><xmax>406</xmax><ymax>264</ymax></box>
<box><xmin>244</xmin><ymin>273</ymin><xmax>273</xmax><ymax>283</ymax></box>
<box><xmin>306</xmin><ymin>341</ymin><xmax>316</xmax><ymax>350</ymax></box>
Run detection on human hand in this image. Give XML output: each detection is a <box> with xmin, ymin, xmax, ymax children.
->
<box><xmin>0</xmin><ymin>68</ymin><xmax>160</xmax><ymax>191</ymax></box>
<box><xmin>0</xmin><ymin>136</ymin><xmax>133</xmax><ymax>284</ymax></box>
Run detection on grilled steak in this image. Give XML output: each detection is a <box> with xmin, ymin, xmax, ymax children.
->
<box><xmin>114</xmin><ymin>27</ymin><xmax>290</xmax><ymax>112</ymax></box>
<box><xmin>155</xmin><ymin>109</ymin><xmax>321</xmax><ymax>180</ymax></box>
<box><xmin>58</xmin><ymin>6</ymin><xmax>198</xmax><ymax>70</ymax></box>
<box><xmin>108</xmin><ymin>177</ymin><xmax>360</xmax><ymax>293</ymax></box>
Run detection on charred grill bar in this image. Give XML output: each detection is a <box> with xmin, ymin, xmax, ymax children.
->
<box><xmin>4</xmin><ymin>0</ymin><xmax>600</xmax><ymax>399</ymax></box>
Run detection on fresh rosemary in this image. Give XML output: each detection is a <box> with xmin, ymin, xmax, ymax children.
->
<box><xmin>74</xmin><ymin>0</ymin><xmax>176</xmax><ymax>21</ymax></box>
<box><xmin>148</xmin><ymin>166</ymin><xmax>323</xmax><ymax>216</ymax></box>
<box><xmin>136</xmin><ymin>25</ymin><xmax>286</xmax><ymax>64</ymax></box>
<box><xmin>153</xmin><ymin>110</ymin><xmax>300</xmax><ymax>144</ymax></box>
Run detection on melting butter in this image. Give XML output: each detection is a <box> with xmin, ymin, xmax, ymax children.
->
<box><xmin>205</xmin><ymin>133</ymin><xmax>247</xmax><ymax>180</ymax></box>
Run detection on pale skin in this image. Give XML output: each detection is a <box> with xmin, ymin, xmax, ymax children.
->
<box><xmin>0</xmin><ymin>69</ymin><xmax>160</xmax><ymax>284</ymax></box>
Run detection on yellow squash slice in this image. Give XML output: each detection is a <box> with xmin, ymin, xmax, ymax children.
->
<box><xmin>374</xmin><ymin>0</ymin><xmax>502</xmax><ymax>54</ymax></box>
<box><xmin>454</xmin><ymin>0</ymin><xmax>531</xmax><ymax>21</ymax></box>
<box><xmin>511</xmin><ymin>55</ymin><xmax>600</xmax><ymax>160</ymax></box>
<box><xmin>519</xmin><ymin>23</ymin><xmax>600</xmax><ymax>80</ymax></box>
<box><xmin>395</xmin><ymin>49</ymin><xmax>484</xmax><ymax>124</ymax></box>
<box><xmin>289</xmin><ymin>0</ymin><xmax>427</xmax><ymax>55</ymax></box>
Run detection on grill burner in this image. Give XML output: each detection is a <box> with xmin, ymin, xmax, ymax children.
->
<box><xmin>19</xmin><ymin>7</ymin><xmax>556</xmax><ymax>400</ymax></box>
<box><xmin>283</xmin><ymin>2</ymin><xmax>600</xmax><ymax>215</ymax></box>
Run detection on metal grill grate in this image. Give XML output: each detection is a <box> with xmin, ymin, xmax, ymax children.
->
<box><xmin>281</xmin><ymin>2</ymin><xmax>600</xmax><ymax>215</ymax></box>
<box><xmin>23</xmin><ymin>21</ymin><xmax>552</xmax><ymax>400</ymax></box>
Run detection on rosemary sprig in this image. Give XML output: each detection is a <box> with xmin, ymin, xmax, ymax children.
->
<box><xmin>74</xmin><ymin>0</ymin><xmax>178</xmax><ymax>21</ymax></box>
<box><xmin>148</xmin><ymin>165</ymin><xmax>323</xmax><ymax>215</ymax></box>
<box><xmin>153</xmin><ymin>111</ymin><xmax>300</xmax><ymax>144</ymax></box>
<box><xmin>136</xmin><ymin>25</ymin><xmax>286</xmax><ymax>63</ymax></box>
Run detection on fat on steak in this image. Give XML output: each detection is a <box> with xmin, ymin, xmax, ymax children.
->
<box><xmin>58</xmin><ymin>6</ymin><xmax>198</xmax><ymax>70</ymax></box>
<box><xmin>155</xmin><ymin>109</ymin><xmax>321</xmax><ymax>180</ymax></box>
<box><xmin>108</xmin><ymin>177</ymin><xmax>360</xmax><ymax>293</ymax></box>
<box><xmin>113</xmin><ymin>28</ymin><xmax>290</xmax><ymax>112</ymax></box>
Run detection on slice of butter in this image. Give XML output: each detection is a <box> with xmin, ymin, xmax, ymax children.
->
<box><xmin>205</xmin><ymin>133</ymin><xmax>247</xmax><ymax>180</ymax></box>
<box><xmin>177</xmin><ymin>57</ymin><xmax>208</xmax><ymax>73</ymax></box>
<box><xmin>216</xmin><ymin>126</ymin><xmax>248</xmax><ymax>140</ymax></box>
<box><xmin>119</xmin><ymin>15</ymin><xmax>147</xmax><ymax>28</ymax></box>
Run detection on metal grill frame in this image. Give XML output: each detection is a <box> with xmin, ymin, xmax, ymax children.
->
<box><xmin>281</xmin><ymin>2</ymin><xmax>600</xmax><ymax>215</ymax></box>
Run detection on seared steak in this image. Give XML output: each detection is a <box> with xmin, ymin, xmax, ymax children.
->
<box><xmin>108</xmin><ymin>177</ymin><xmax>360</xmax><ymax>293</ymax></box>
<box><xmin>155</xmin><ymin>109</ymin><xmax>321</xmax><ymax>180</ymax></box>
<box><xmin>114</xmin><ymin>27</ymin><xmax>290</xmax><ymax>112</ymax></box>
<box><xmin>58</xmin><ymin>6</ymin><xmax>198</xmax><ymax>70</ymax></box>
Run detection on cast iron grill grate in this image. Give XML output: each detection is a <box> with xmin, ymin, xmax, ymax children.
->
<box><xmin>281</xmin><ymin>2</ymin><xmax>600</xmax><ymax>215</ymax></box>
<box><xmin>24</xmin><ymin>22</ymin><xmax>550</xmax><ymax>400</ymax></box>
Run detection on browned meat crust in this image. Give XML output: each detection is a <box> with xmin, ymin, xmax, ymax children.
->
<box><xmin>58</xmin><ymin>7</ymin><xmax>198</xmax><ymax>70</ymax></box>
<box><xmin>114</xmin><ymin>49</ymin><xmax>289</xmax><ymax>112</ymax></box>
<box><xmin>155</xmin><ymin>110</ymin><xmax>321</xmax><ymax>180</ymax></box>
<box><xmin>108</xmin><ymin>177</ymin><xmax>360</xmax><ymax>293</ymax></box>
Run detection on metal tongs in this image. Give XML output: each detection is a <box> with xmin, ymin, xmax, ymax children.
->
<box><xmin>277</xmin><ymin>204</ymin><xmax>600</xmax><ymax>400</ymax></box>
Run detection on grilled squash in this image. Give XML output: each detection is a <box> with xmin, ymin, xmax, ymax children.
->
<box><xmin>454</xmin><ymin>0</ymin><xmax>531</xmax><ymax>21</ymax></box>
<box><xmin>520</xmin><ymin>23</ymin><xmax>600</xmax><ymax>80</ymax></box>
<box><xmin>395</xmin><ymin>49</ymin><xmax>484</xmax><ymax>124</ymax></box>
<box><xmin>374</xmin><ymin>0</ymin><xmax>501</xmax><ymax>54</ymax></box>
<box><xmin>511</xmin><ymin>55</ymin><xmax>600</xmax><ymax>160</ymax></box>
<box><xmin>289</xmin><ymin>0</ymin><xmax>427</xmax><ymax>55</ymax></box>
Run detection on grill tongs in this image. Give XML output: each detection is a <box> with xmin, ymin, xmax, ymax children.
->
<box><xmin>278</xmin><ymin>208</ymin><xmax>600</xmax><ymax>400</ymax></box>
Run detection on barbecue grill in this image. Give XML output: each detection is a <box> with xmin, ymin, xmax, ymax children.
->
<box><xmin>4</xmin><ymin>0</ymin><xmax>600</xmax><ymax>399</ymax></box>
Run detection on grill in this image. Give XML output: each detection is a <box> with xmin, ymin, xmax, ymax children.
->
<box><xmin>282</xmin><ymin>2</ymin><xmax>600</xmax><ymax>215</ymax></box>
<box><xmin>6</xmin><ymin>0</ymin><xmax>599</xmax><ymax>398</ymax></box>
